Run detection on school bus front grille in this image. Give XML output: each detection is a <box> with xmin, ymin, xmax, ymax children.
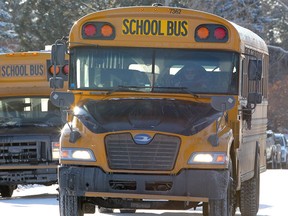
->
<box><xmin>105</xmin><ymin>133</ymin><xmax>180</xmax><ymax>171</ymax></box>
<box><xmin>0</xmin><ymin>141</ymin><xmax>48</xmax><ymax>164</ymax></box>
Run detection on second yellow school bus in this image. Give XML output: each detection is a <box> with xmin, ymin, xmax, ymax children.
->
<box><xmin>51</xmin><ymin>5</ymin><xmax>268</xmax><ymax>216</ymax></box>
<box><xmin>0</xmin><ymin>51</ymin><xmax>68</xmax><ymax>197</ymax></box>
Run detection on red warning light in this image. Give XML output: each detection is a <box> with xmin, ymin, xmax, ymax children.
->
<box><xmin>84</xmin><ymin>24</ymin><xmax>97</xmax><ymax>37</ymax></box>
<box><xmin>214</xmin><ymin>27</ymin><xmax>227</xmax><ymax>40</ymax></box>
<box><xmin>63</xmin><ymin>64</ymin><xmax>69</xmax><ymax>75</ymax></box>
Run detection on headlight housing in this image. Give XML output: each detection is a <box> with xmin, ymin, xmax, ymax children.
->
<box><xmin>52</xmin><ymin>142</ymin><xmax>60</xmax><ymax>160</ymax></box>
<box><xmin>60</xmin><ymin>148</ymin><xmax>96</xmax><ymax>161</ymax></box>
<box><xmin>188</xmin><ymin>152</ymin><xmax>227</xmax><ymax>164</ymax></box>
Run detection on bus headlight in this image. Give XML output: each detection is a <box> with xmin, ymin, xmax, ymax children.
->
<box><xmin>61</xmin><ymin>148</ymin><xmax>96</xmax><ymax>161</ymax></box>
<box><xmin>188</xmin><ymin>152</ymin><xmax>227</xmax><ymax>164</ymax></box>
<box><xmin>52</xmin><ymin>142</ymin><xmax>60</xmax><ymax>160</ymax></box>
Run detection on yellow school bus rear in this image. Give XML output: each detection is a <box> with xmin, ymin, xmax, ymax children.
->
<box><xmin>0</xmin><ymin>51</ymin><xmax>68</xmax><ymax>197</ymax></box>
<box><xmin>54</xmin><ymin>5</ymin><xmax>268</xmax><ymax>216</ymax></box>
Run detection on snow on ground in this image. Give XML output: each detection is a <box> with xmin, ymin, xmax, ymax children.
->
<box><xmin>0</xmin><ymin>170</ymin><xmax>288</xmax><ymax>215</ymax></box>
<box><xmin>13</xmin><ymin>184</ymin><xmax>59</xmax><ymax>197</ymax></box>
<box><xmin>0</xmin><ymin>184</ymin><xmax>59</xmax><ymax>216</ymax></box>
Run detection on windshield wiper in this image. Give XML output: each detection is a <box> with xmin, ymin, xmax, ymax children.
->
<box><xmin>152</xmin><ymin>86</ymin><xmax>199</xmax><ymax>98</ymax></box>
<box><xmin>106</xmin><ymin>85</ymin><xmax>150</xmax><ymax>95</ymax></box>
<box><xmin>105</xmin><ymin>85</ymin><xmax>199</xmax><ymax>98</ymax></box>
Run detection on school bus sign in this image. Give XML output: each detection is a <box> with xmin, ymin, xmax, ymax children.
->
<box><xmin>122</xmin><ymin>18</ymin><xmax>188</xmax><ymax>36</ymax></box>
<box><xmin>1</xmin><ymin>64</ymin><xmax>45</xmax><ymax>78</ymax></box>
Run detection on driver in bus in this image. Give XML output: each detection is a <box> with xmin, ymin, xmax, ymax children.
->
<box><xmin>173</xmin><ymin>63</ymin><xmax>206</xmax><ymax>88</ymax></box>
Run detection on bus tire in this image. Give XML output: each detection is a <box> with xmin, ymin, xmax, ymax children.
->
<box><xmin>59</xmin><ymin>193</ymin><xmax>84</xmax><ymax>216</ymax></box>
<box><xmin>202</xmin><ymin>203</ymin><xmax>208</xmax><ymax>216</ymax></box>
<box><xmin>120</xmin><ymin>209</ymin><xmax>136</xmax><ymax>213</ymax></box>
<box><xmin>206</xmin><ymin>161</ymin><xmax>236</xmax><ymax>216</ymax></box>
<box><xmin>239</xmin><ymin>154</ymin><xmax>260</xmax><ymax>216</ymax></box>
<box><xmin>0</xmin><ymin>185</ymin><xmax>16</xmax><ymax>198</ymax></box>
<box><xmin>271</xmin><ymin>152</ymin><xmax>277</xmax><ymax>169</ymax></box>
<box><xmin>98</xmin><ymin>207</ymin><xmax>113</xmax><ymax>213</ymax></box>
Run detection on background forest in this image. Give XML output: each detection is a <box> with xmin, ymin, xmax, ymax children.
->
<box><xmin>1</xmin><ymin>0</ymin><xmax>288</xmax><ymax>132</ymax></box>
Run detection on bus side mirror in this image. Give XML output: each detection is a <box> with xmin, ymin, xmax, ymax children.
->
<box><xmin>51</xmin><ymin>40</ymin><xmax>66</xmax><ymax>66</ymax></box>
<box><xmin>248</xmin><ymin>59</ymin><xmax>262</xmax><ymax>81</ymax></box>
<box><xmin>248</xmin><ymin>92</ymin><xmax>262</xmax><ymax>104</ymax></box>
<box><xmin>211</xmin><ymin>96</ymin><xmax>235</xmax><ymax>112</ymax></box>
<box><xmin>49</xmin><ymin>77</ymin><xmax>64</xmax><ymax>89</ymax></box>
<box><xmin>50</xmin><ymin>91</ymin><xmax>74</xmax><ymax>108</ymax></box>
<box><xmin>209</xmin><ymin>96</ymin><xmax>235</xmax><ymax>147</ymax></box>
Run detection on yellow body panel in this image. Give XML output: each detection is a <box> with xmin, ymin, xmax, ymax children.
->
<box><xmin>70</xmin><ymin>6</ymin><xmax>267</xmax><ymax>54</ymax></box>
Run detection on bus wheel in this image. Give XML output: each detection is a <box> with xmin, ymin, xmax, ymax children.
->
<box><xmin>0</xmin><ymin>185</ymin><xmax>16</xmax><ymax>198</ymax></box>
<box><xmin>206</xmin><ymin>162</ymin><xmax>236</xmax><ymax>216</ymax></box>
<box><xmin>271</xmin><ymin>152</ymin><xmax>277</xmax><ymax>169</ymax></box>
<box><xmin>202</xmin><ymin>203</ymin><xmax>208</xmax><ymax>216</ymax></box>
<box><xmin>59</xmin><ymin>193</ymin><xmax>84</xmax><ymax>216</ymax></box>
<box><xmin>239</xmin><ymin>154</ymin><xmax>260</xmax><ymax>216</ymax></box>
<box><xmin>120</xmin><ymin>209</ymin><xmax>136</xmax><ymax>213</ymax></box>
<box><xmin>98</xmin><ymin>206</ymin><xmax>113</xmax><ymax>213</ymax></box>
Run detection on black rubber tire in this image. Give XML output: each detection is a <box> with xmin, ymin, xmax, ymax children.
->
<box><xmin>283</xmin><ymin>156</ymin><xmax>288</xmax><ymax>169</ymax></box>
<box><xmin>120</xmin><ymin>209</ymin><xmax>136</xmax><ymax>213</ymax></box>
<box><xmin>59</xmin><ymin>193</ymin><xmax>84</xmax><ymax>216</ymax></box>
<box><xmin>0</xmin><ymin>185</ymin><xmax>15</xmax><ymax>198</ymax></box>
<box><xmin>277</xmin><ymin>151</ymin><xmax>282</xmax><ymax>169</ymax></box>
<box><xmin>202</xmin><ymin>202</ymin><xmax>209</xmax><ymax>216</ymax></box>
<box><xmin>206</xmin><ymin>161</ymin><xmax>236</xmax><ymax>216</ymax></box>
<box><xmin>98</xmin><ymin>207</ymin><xmax>113</xmax><ymax>214</ymax></box>
<box><xmin>239</xmin><ymin>154</ymin><xmax>260</xmax><ymax>216</ymax></box>
<box><xmin>271</xmin><ymin>152</ymin><xmax>277</xmax><ymax>169</ymax></box>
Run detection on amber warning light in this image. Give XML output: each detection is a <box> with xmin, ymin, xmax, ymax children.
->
<box><xmin>49</xmin><ymin>64</ymin><xmax>69</xmax><ymax>76</ymax></box>
<box><xmin>195</xmin><ymin>24</ymin><xmax>228</xmax><ymax>42</ymax></box>
<box><xmin>49</xmin><ymin>65</ymin><xmax>60</xmax><ymax>75</ymax></box>
<box><xmin>82</xmin><ymin>22</ymin><xmax>115</xmax><ymax>40</ymax></box>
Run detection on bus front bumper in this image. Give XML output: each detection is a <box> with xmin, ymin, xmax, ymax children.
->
<box><xmin>0</xmin><ymin>166</ymin><xmax>57</xmax><ymax>185</ymax></box>
<box><xmin>59</xmin><ymin>166</ymin><xmax>229</xmax><ymax>201</ymax></box>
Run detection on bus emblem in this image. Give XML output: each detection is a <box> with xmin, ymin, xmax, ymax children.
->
<box><xmin>133</xmin><ymin>134</ymin><xmax>152</xmax><ymax>145</ymax></box>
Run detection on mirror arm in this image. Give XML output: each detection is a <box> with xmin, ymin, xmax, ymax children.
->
<box><xmin>61</xmin><ymin>110</ymin><xmax>82</xmax><ymax>144</ymax></box>
<box><xmin>239</xmin><ymin>103</ymin><xmax>256</xmax><ymax>112</ymax></box>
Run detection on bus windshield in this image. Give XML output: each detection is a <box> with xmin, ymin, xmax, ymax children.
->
<box><xmin>0</xmin><ymin>97</ymin><xmax>62</xmax><ymax>127</ymax></box>
<box><xmin>70</xmin><ymin>47</ymin><xmax>239</xmax><ymax>94</ymax></box>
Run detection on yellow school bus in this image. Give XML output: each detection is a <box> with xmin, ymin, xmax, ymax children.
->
<box><xmin>0</xmin><ymin>51</ymin><xmax>68</xmax><ymax>197</ymax></box>
<box><xmin>51</xmin><ymin>5</ymin><xmax>268</xmax><ymax>216</ymax></box>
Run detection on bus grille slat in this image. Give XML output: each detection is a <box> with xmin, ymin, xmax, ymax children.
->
<box><xmin>0</xmin><ymin>141</ymin><xmax>49</xmax><ymax>164</ymax></box>
<box><xmin>105</xmin><ymin>133</ymin><xmax>180</xmax><ymax>171</ymax></box>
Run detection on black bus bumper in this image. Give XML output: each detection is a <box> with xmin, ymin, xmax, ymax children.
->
<box><xmin>0</xmin><ymin>166</ymin><xmax>57</xmax><ymax>185</ymax></box>
<box><xmin>59</xmin><ymin>166</ymin><xmax>229</xmax><ymax>201</ymax></box>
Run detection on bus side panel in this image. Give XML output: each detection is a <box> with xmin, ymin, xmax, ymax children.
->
<box><xmin>239</xmin><ymin>102</ymin><xmax>267</xmax><ymax>182</ymax></box>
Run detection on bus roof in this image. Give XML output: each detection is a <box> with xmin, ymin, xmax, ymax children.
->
<box><xmin>229</xmin><ymin>22</ymin><xmax>268</xmax><ymax>54</ymax></box>
<box><xmin>69</xmin><ymin>6</ymin><xmax>268</xmax><ymax>54</ymax></box>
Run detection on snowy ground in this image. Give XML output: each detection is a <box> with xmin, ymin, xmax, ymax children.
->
<box><xmin>0</xmin><ymin>170</ymin><xmax>287</xmax><ymax>215</ymax></box>
<box><xmin>0</xmin><ymin>184</ymin><xmax>59</xmax><ymax>215</ymax></box>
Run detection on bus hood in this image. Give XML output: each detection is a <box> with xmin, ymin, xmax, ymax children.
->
<box><xmin>0</xmin><ymin>126</ymin><xmax>61</xmax><ymax>137</ymax></box>
<box><xmin>76</xmin><ymin>98</ymin><xmax>222</xmax><ymax>136</ymax></box>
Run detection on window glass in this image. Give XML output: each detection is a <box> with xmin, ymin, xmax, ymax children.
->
<box><xmin>70</xmin><ymin>47</ymin><xmax>239</xmax><ymax>94</ymax></box>
<box><xmin>0</xmin><ymin>97</ymin><xmax>62</xmax><ymax>127</ymax></box>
